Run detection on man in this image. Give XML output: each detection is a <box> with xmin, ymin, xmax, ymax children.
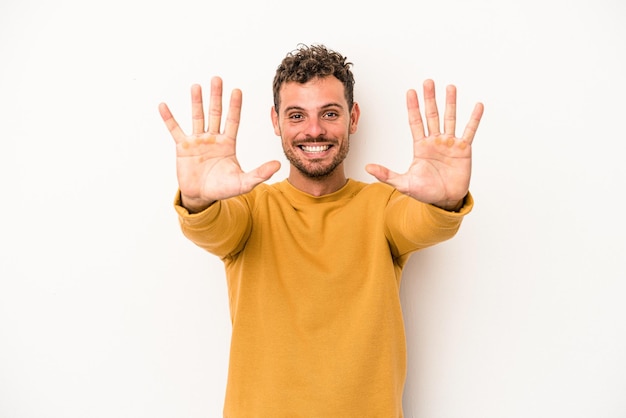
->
<box><xmin>159</xmin><ymin>44</ymin><xmax>484</xmax><ymax>417</ymax></box>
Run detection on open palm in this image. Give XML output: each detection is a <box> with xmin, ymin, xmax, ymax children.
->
<box><xmin>366</xmin><ymin>79</ymin><xmax>484</xmax><ymax>211</ymax></box>
<box><xmin>159</xmin><ymin>77</ymin><xmax>280</xmax><ymax>212</ymax></box>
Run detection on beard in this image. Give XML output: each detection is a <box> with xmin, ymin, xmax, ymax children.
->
<box><xmin>283</xmin><ymin>137</ymin><xmax>350</xmax><ymax>179</ymax></box>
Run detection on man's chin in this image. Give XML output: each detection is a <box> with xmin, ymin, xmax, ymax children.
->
<box><xmin>293</xmin><ymin>161</ymin><xmax>338</xmax><ymax>179</ymax></box>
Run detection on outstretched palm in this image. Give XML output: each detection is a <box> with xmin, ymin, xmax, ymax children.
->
<box><xmin>366</xmin><ymin>79</ymin><xmax>484</xmax><ymax>211</ymax></box>
<box><xmin>159</xmin><ymin>77</ymin><xmax>280</xmax><ymax>212</ymax></box>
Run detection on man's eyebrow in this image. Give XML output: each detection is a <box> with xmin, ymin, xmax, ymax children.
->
<box><xmin>321</xmin><ymin>102</ymin><xmax>344</xmax><ymax>110</ymax></box>
<box><xmin>283</xmin><ymin>103</ymin><xmax>344</xmax><ymax>112</ymax></box>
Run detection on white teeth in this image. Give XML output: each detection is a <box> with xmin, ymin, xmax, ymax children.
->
<box><xmin>300</xmin><ymin>145</ymin><xmax>330</xmax><ymax>153</ymax></box>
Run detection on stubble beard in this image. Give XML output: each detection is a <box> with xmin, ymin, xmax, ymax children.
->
<box><xmin>283</xmin><ymin>137</ymin><xmax>350</xmax><ymax>179</ymax></box>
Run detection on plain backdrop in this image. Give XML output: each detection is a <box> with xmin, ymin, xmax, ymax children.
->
<box><xmin>1</xmin><ymin>0</ymin><xmax>625</xmax><ymax>417</ymax></box>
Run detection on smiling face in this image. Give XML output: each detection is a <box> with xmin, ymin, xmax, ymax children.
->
<box><xmin>271</xmin><ymin>76</ymin><xmax>360</xmax><ymax>194</ymax></box>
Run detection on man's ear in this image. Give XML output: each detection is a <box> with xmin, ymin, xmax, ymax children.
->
<box><xmin>350</xmin><ymin>102</ymin><xmax>361</xmax><ymax>134</ymax></box>
<box><xmin>270</xmin><ymin>106</ymin><xmax>281</xmax><ymax>136</ymax></box>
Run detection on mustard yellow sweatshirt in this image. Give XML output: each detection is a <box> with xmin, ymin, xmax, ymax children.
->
<box><xmin>175</xmin><ymin>179</ymin><xmax>473</xmax><ymax>418</ymax></box>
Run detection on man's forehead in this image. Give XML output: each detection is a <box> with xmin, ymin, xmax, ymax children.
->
<box><xmin>279</xmin><ymin>77</ymin><xmax>347</xmax><ymax>110</ymax></box>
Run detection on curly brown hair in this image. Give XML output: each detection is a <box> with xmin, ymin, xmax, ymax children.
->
<box><xmin>272</xmin><ymin>44</ymin><xmax>355</xmax><ymax>112</ymax></box>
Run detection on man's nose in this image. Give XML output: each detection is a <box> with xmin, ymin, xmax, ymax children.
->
<box><xmin>302</xmin><ymin>118</ymin><xmax>326</xmax><ymax>138</ymax></box>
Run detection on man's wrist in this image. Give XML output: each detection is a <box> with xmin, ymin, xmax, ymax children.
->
<box><xmin>180</xmin><ymin>194</ymin><xmax>216</xmax><ymax>214</ymax></box>
<box><xmin>433</xmin><ymin>197</ymin><xmax>465</xmax><ymax>212</ymax></box>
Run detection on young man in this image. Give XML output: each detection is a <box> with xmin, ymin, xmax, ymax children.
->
<box><xmin>159</xmin><ymin>44</ymin><xmax>484</xmax><ymax>417</ymax></box>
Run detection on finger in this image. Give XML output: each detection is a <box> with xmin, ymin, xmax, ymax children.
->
<box><xmin>423</xmin><ymin>79</ymin><xmax>440</xmax><ymax>136</ymax></box>
<box><xmin>191</xmin><ymin>84</ymin><xmax>205</xmax><ymax>135</ymax></box>
<box><xmin>406</xmin><ymin>89</ymin><xmax>426</xmax><ymax>141</ymax></box>
<box><xmin>460</xmin><ymin>102</ymin><xmax>485</xmax><ymax>145</ymax></box>
<box><xmin>241</xmin><ymin>160</ymin><xmax>282</xmax><ymax>191</ymax></box>
<box><xmin>224</xmin><ymin>88</ymin><xmax>243</xmax><ymax>140</ymax></box>
<box><xmin>208</xmin><ymin>76</ymin><xmax>223</xmax><ymax>134</ymax></box>
<box><xmin>158</xmin><ymin>102</ymin><xmax>186</xmax><ymax>143</ymax></box>
<box><xmin>365</xmin><ymin>163</ymin><xmax>400</xmax><ymax>184</ymax></box>
<box><xmin>444</xmin><ymin>84</ymin><xmax>457</xmax><ymax>137</ymax></box>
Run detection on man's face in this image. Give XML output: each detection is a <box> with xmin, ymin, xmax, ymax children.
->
<box><xmin>271</xmin><ymin>76</ymin><xmax>359</xmax><ymax>179</ymax></box>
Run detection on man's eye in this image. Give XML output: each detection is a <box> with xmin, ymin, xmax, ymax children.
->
<box><xmin>324</xmin><ymin>112</ymin><xmax>338</xmax><ymax>119</ymax></box>
<box><xmin>289</xmin><ymin>114</ymin><xmax>303</xmax><ymax>120</ymax></box>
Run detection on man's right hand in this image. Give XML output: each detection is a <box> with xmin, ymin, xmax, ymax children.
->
<box><xmin>159</xmin><ymin>77</ymin><xmax>281</xmax><ymax>213</ymax></box>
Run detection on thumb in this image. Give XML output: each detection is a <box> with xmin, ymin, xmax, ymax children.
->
<box><xmin>242</xmin><ymin>160</ymin><xmax>281</xmax><ymax>191</ymax></box>
<box><xmin>256</xmin><ymin>160</ymin><xmax>282</xmax><ymax>181</ymax></box>
<box><xmin>365</xmin><ymin>163</ymin><xmax>392</xmax><ymax>182</ymax></box>
<box><xmin>366</xmin><ymin>163</ymin><xmax>408</xmax><ymax>192</ymax></box>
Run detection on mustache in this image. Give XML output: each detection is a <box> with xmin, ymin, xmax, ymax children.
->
<box><xmin>294</xmin><ymin>136</ymin><xmax>336</xmax><ymax>145</ymax></box>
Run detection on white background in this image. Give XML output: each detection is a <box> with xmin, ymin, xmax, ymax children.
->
<box><xmin>1</xmin><ymin>0</ymin><xmax>625</xmax><ymax>417</ymax></box>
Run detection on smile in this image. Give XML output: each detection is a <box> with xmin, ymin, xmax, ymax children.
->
<box><xmin>299</xmin><ymin>144</ymin><xmax>331</xmax><ymax>153</ymax></box>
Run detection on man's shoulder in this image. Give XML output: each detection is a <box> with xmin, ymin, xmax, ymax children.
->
<box><xmin>351</xmin><ymin>180</ymin><xmax>398</xmax><ymax>199</ymax></box>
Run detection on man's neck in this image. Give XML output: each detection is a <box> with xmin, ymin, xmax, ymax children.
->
<box><xmin>288</xmin><ymin>169</ymin><xmax>348</xmax><ymax>197</ymax></box>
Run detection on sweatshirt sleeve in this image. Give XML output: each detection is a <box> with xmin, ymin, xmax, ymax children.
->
<box><xmin>174</xmin><ymin>190</ymin><xmax>252</xmax><ymax>259</ymax></box>
<box><xmin>384</xmin><ymin>191</ymin><xmax>474</xmax><ymax>259</ymax></box>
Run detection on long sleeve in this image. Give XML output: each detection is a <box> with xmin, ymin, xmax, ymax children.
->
<box><xmin>174</xmin><ymin>189</ymin><xmax>253</xmax><ymax>259</ymax></box>
<box><xmin>384</xmin><ymin>191</ymin><xmax>474</xmax><ymax>261</ymax></box>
